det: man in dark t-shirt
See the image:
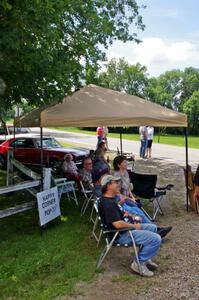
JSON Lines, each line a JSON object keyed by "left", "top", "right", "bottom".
{"left": 98, "top": 175, "right": 162, "bottom": 277}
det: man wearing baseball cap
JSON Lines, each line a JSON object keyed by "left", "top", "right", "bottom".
{"left": 98, "top": 174, "right": 162, "bottom": 277}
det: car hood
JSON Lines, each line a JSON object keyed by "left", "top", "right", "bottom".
{"left": 46, "top": 147, "right": 90, "bottom": 156}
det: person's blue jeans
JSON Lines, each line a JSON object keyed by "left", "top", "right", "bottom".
{"left": 140, "top": 139, "right": 148, "bottom": 158}
{"left": 117, "top": 224, "right": 161, "bottom": 263}
{"left": 121, "top": 203, "right": 153, "bottom": 224}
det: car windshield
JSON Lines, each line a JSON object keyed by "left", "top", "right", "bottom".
{"left": 36, "top": 137, "right": 62, "bottom": 148}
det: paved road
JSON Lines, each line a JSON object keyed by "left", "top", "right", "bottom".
{"left": 31, "top": 128, "right": 199, "bottom": 167}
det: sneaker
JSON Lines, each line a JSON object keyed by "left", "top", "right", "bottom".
{"left": 146, "top": 259, "right": 158, "bottom": 270}
{"left": 157, "top": 226, "right": 172, "bottom": 238}
{"left": 131, "top": 261, "right": 154, "bottom": 277}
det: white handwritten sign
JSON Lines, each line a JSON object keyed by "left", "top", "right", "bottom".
{"left": 37, "top": 187, "right": 61, "bottom": 226}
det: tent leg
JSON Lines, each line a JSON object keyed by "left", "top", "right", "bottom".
{"left": 120, "top": 132, "right": 123, "bottom": 155}
{"left": 184, "top": 127, "right": 189, "bottom": 212}
{"left": 40, "top": 127, "right": 44, "bottom": 190}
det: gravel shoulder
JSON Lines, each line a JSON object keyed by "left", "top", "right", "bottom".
{"left": 59, "top": 158, "right": 199, "bottom": 300}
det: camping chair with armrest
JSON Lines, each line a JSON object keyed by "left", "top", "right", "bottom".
{"left": 96, "top": 203, "right": 141, "bottom": 270}
{"left": 128, "top": 171, "right": 174, "bottom": 221}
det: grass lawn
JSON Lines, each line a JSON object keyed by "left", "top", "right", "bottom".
{"left": 0, "top": 170, "right": 101, "bottom": 300}
{"left": 55, "top": 127, "right": 199, "bottom": 149}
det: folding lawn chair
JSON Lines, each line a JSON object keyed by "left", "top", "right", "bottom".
{"left": 128, "top": 171, "right": 174, "bottom": 221}
{"left": 95, "top": 201, "right": 140, "bottom": 270}
{"left": 80, "top": 180, "right": 96, "bottom": 216}
{"left": 55, "top": 178, "right": 78, "bottom": 206}
{"left": 91, "top": 200, "right": 103, "bottom": 246}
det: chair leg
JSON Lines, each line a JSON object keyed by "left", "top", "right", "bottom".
{"left": 72, "top": 189, "right": 78, "bottom": 206}
{"left": 81, "top": 194, "right": 94, "bottom": 215}
{"left": 152, "top": 198, "right": 164, "bottom": 220}
{"left": 90, "top": 201, "right": 95, "bottom": 223}
{"left": 97, "top": 229, "right": 103, "bottom": 247}
{"left": 66, "top": 192, "right": 71, "bottom": 201}
{"left": 96, "top": 232, "right": 119, "bottom": 269}
{"left": 140, "top": 207, "right": 153, "bottom": 222}
{"left": 81, "top": 199, "right": 90, "bottom": 215}
{"left": 91, "top": 215, "right": 99, "bottom": 238}
{"left": 81, "top": 199, "right": 88, "bottom": 215}
{"left": 91, "top": 216, "right": 103, "bottom": 246}
{"left": 129, "top": 231, "right": 141, "bottom": 274}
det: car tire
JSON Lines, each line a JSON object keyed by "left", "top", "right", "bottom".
{"left": 0, "top": 154, "right": 6, "bottom": 169}
{"left": 49, "top": 159, "right": 62, "bottom": 175}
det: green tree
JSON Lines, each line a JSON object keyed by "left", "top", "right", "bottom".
{"left": 0, "top": 0, "right": 145, "bottom": 111}
{"left": 181, "top": 67, "right": 199, "bottom": 105}
{"left": 145, "top": 70, "right": 183, "bottom": 110}
{"left": 97, "top": 58, "right": 148, "bottom": 97}
{"left": 183, "top": 91, "right": 199, "bottom": 134}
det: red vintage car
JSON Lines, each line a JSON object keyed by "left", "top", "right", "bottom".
{"left": 0, "top": 135, "right": 90, "bottom": 173}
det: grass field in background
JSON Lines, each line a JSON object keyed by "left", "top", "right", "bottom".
{"left": 0, "top": 170, "right": 100, "bottom": 300}
{"left": 55, "top": 127, "right": 199, "bottom": 149}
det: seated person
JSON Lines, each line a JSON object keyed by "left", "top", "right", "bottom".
{"left": 98, "top": 174, "right": 162, "bottom": 277}
{"left": 79, "top": 157, "right": 94, "bottom": 191}
{"left": 113, "top": 155, "right": 137, "bottom": 199}
{"left": 92, "top": 141, "right": 110, "bottom": 197}
{"left": 62, "top": 153, "right": 81, "bottom": 188}
{"left": 112, "top": 156, "right": 172, "bottom": 237}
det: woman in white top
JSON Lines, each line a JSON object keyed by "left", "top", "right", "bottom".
{"left": 62, "top": 153, "right": 81, "bottom": 189}
{"left": 146, "top": 126, "right": 154, "bottom": 158}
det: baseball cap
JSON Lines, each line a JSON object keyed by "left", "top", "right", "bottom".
{"left": 101, "top": 174, "right": 121, "bottom": 187}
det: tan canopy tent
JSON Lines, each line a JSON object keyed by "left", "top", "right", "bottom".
{"left": 15, "top": 84, "right": 187, "bottom": 128}
{"left": 14, "top": 84, "right": 189, "bottom": 211}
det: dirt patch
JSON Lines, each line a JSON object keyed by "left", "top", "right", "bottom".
{"left": 59, "top": 159, "right": 199, "bottom": 300}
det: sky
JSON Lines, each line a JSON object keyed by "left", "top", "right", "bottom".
{"left": 105, "top": 0, "right": 199, "bottom": 77}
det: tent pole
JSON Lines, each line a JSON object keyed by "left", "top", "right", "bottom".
{"left": 184, "top": 127, "right": 189, "bottom": 212}
{"left": 13, "top": 119, "right": 16, "bottom": 157}
{"left": 40, "top": 127, "right": 44, "bottom": 190}
{"left": 120, "top": 132, "right": 123, "bottom": 155}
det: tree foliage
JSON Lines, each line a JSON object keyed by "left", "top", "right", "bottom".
{"left": 97, "top": 58, "right": 148, "bottom": 97}
{"left": 183, "top": 91, "right": 199, "bottom": 134}
{"left": 90, "top": 59, "right": 199, "bottom": 135}
{"left": 0, "top": 0, "right": 144, "bottom": 109}
{"left": 145, "top": 70, "right": 183, "bottom": 109}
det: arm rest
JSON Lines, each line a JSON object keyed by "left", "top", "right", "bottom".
{"left": 156, "top": 184, "right": 174, "bottom": 191}
{"left": 103, "top": 227, "right": 133, "bottom": 234}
